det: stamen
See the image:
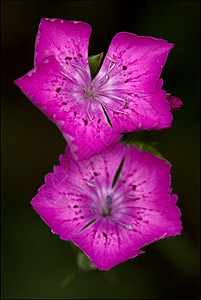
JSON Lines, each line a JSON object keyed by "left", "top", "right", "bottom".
{"left": 70, "top": 62, "right": 87, "bottom": 73}
{"left": 97, "top": 92, "right": 127, "bottom": 105}
{"left": 86, "top": 101, "right": 94, "bottom": 123}
{"left": 70, "top": 61, "right": 89, "bottom": 83}
{"left": 106, "top": 56, "right": 117, "bottom": 63}
{"left": 93, "top": 73, "right": 110, "bottom": 86}
{"left": 85, "top": 181, "right": 95, "bottom": 187}
{"left": 91, "top": 207, "right": 97, "bottom": 215}
{"left": 107, "top": 61, "right": 116, "bottom": 73}
{"left": 126, "top": 195, "right": 137, "bottom": 199}
{"left": 59, "top": 70, "right": 78, "bottom": 84}
{"left": 113, "top": 219, "right": 134, "bottom": 230}
{"left": 98, "top": 100, "right": 128, "bottom": 115}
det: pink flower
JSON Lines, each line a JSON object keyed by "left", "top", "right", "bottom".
{"left": 31, "top": 142, "right": 182, "bottom": 270}
{"left": 15, "top": 18, "right": 175, "bottom": 160}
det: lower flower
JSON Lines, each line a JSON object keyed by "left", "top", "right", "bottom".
{"left": 31, "top": 142, "right": 182, "bottom": 270}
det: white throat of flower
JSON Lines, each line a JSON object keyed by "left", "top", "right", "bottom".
{"left": 59, "top": 55, "right": 129, "bottom": 125}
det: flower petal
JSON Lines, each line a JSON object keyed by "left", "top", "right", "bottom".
{"left": 120, "top": 145, "right": 172, "bottom": 205}
{"left": 56, "top": 109, "right": 122, "bottom": 161}
{"left": 14, "top": 56, "right": 73, "bottom": 120}
{"left": 97, "top": 32, "right": 174, "bottom": 93}
{"left": 110, "top": 145, "right": 182, "bottom": 250}
{"left": 71, "top": 218, "right": 143, "bottom": 270}
{"left": 31, "top": 171, "right": 94, "bottom": 240}
{"left": 55, "top": 142, "right": 127, "bottom": 190}
{"left": 120, "top": 197, "right": 182, "bottom": 252}
{"left": 93, "top": 32, "right": 173, "bottom": 131}
{"left": 14, "top": 55, "right": 121, "bottom": 160}
{"left": 34, "top": 18, "right": 91, "bottom": 73}
{"left": 105, "top": 80, "right": 172, "bottom": 132}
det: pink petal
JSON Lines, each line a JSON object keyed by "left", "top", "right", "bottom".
{"left": 14, "top": 56, "right": 72, "bottom": 121}
{"left": 105, "top": 80, "right": 172, "bottom": 132}
{"left": 93, "top": 31, "right": 174, "bottom": 131}
{"left": 14, "top": 55, "right": 121, "bottom": 160}
{"left": 98, "top": 32, "right": 174, "bottom": 93}
{"left": 72, "top": 218, "right": 143, "bottom": 270}
{"left": 34, "top": 18, "right": 91, "bottom": 74}
{"left": 109, "top": 145, "right": 182, "bottom": 251}
{"left": 121, "top": 145, "right": 172, "bottom": 206}
{"left": 56, "top": 110, "right": 122, "bottom": 161}
{"left": 55, "top": 142, "right": 127, "bottom": 188}
{"left": 31, "top": 171, "right": 94, "bottom": 240}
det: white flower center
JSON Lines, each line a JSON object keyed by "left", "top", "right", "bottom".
{"left": 84, "top": 84, "right": 98, "bottom": 100}
{"left": 59, "top": 57, "right": 129, "bottom": 122}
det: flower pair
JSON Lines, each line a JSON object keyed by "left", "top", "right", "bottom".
{"left": 15, "top": 18, "right": 182, "bottom": 270}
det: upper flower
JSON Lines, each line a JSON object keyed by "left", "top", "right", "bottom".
{"left": 15, "top": 18, "right": 175, "bottom": 160}
{"left": 31, "top": 142, "right": 182, "bottom": 270}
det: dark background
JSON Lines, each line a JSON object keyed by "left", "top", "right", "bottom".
{"left": 1, "top": 1, "right": 200, "bottom": 299}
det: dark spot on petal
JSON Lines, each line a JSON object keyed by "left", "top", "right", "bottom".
{"left": 138, "top": 217, "right": 142, "bottom": 220}
{"left": 78, "top": 53, "right": 83, "bottom": 58}
{"left": 123, "top": 66, "right": 127, "bottom": 70}
{"left": 56, "top": 88, "right": 61, "bottom": 93}
{"left": 62, "top": 102, "right": 67, "bottom": 105}
{"left": 98, "top": 119, "right": 101, "bottom": 123}
{"left": 103, "top": 232, "right": 107, "bottom": 238}
{"left": 134, "top": 197, "right": 140, "bottom": 201}
{"left": 65, "top": 56, "right": 72, "bottom": 60}
{"left": 74, "top": 112, "right": 77, "bottom": 116}
{"left": 106, "top": 171, "right": 109, "bottom": 177}
{"left": 122, "top": 180, "right": 126, "bottom": 183}
{"left": 74, "top": 205, "right": 78, "bottom": 208}
{"left": 63, "top": 78, "right": 66, "bottom": 80}
{"left": 83, "top": 119, "right": 88, "bottom": 126}
{"left": 132, "top": 185, "right": 136, "bottom": 190}
{"left": 124, "top": 79, "right": 129, "bottom": 83}
{"left": 80, "top": 216, "right": 84, "bottom": 219}
{"left": 124, "top": 104, "right": 129, "bottom": 109}
{"left": 94, "top": 172, "right": 98, "bottom": 176}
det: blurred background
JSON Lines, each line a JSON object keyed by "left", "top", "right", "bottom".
{"left": 1, "top": 1, "right": 200, "bottom": 299}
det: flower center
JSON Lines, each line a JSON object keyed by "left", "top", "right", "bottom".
{"left": 84, "top": 84, "right": 97, "bottom": 100}
{"left": 88, "top": 181, "right": 135, "bottom": 230}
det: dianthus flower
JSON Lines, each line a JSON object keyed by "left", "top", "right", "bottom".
{"left": 31, "top": 142, "right": 182, "bottom": 270}
{"left": 15, "top": 18, "right": 178, "bottom": 160}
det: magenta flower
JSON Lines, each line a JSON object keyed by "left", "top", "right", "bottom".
{"left": 15, "top": 18, "right": 175, "bottom": 160}
{"left": 31, "top": 142, "right": 182, "bottom": 270}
